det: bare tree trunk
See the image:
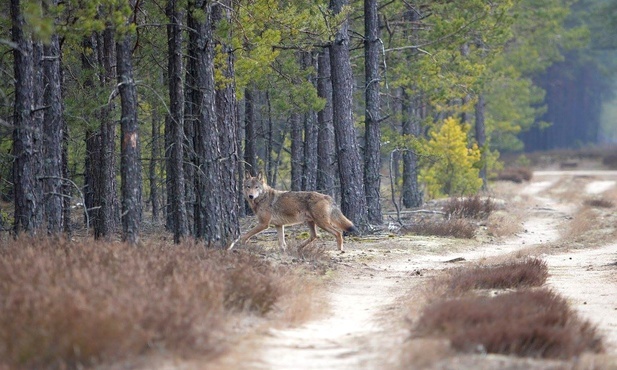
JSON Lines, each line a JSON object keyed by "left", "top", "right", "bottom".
{"left": 149, "top": 109, "right": 161, "bottom": 222}
{"left": 214, "top": 0, "right": 240, "bottom": 247}
{"left": 317, "top": 49, "right": 336, "bottom": 198}
{"left": 401, "top": 92, "right": 423, "bottom": 208}
{"left": 290, "top": 112, "right": 303, "bottom": 191}
{"left": 193, "top": 0, "right": 222, "bottom": 245}
{"left": 329, "top": 0, "right": 368, "bottom": 230}
{"left": 475, "top": 93, "right": 488, "bottom": 190}
{"left": 11, "top": 0, "right": 42, "bottom": 235}
{"left": 41, "top": 4, "right": 64, "bottom": 234}
{"left": 95, "top": 29, "right": 119, "bottom": 240}
{"left": 117, "top": 27, "right": 142, "bottom": 244}
{"left": 303, "top": 52, "right": 318, "bottom": 191}
{"left": 364, "top": 0, "right": 382, "bottom": 224}
{"left": 166, "top": 0, "right": 188, "bottom": 242}
{"left": 244, "top": 88, "right": 259, "bottom": 175}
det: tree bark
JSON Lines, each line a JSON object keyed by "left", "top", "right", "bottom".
{"left": 303, "top": 52, "right": 318, "bottom": 191}
{"left": 193, "top": 0, "right": 222, "bottom": 245}
{"left": 402, "top": 91, "right": 423, "bottom": 208}
{"left": 316, "top": 49, "right": 336, "bottom": 198}
{"left": 117, "top": 29, "right": 142, "bottom": 244}
{"left": 95, "top": 29, "right": 119, "bottom": 240}
{"left": 214, "top": 0, "right": 241, "bottom": 247}
{"left": 244, "top": 88, "right": 259, "bottom": 175}
{"left": 149, "top": 109, "right": 161, "bottom": 222}
{"left": 11, "top": 0, "right": 42, "bottom": 235}
{"left": 290, "top": 112, "right": 303, "bottom": 191}
{"left": 166, "top": 0, "right": 188, "bottom": 242}
{"left": 329, "top": 0, "right": 368, "bottom": 230}
{"left": 475, "top": 93, "right": 488, "bottom": 190}
{"left": 364, "top": 0, "right": 382, "bottom": 224}
{"left": 42, "top": 26, "right": 64, "bottom": 234}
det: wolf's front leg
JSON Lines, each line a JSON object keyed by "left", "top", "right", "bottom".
{"left": 275, "top": 225, "right": 287, "bottom": 252}
{"left": 240, "top": 223, "right": 269, "bottom": 244}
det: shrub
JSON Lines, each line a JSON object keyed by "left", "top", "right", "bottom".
{"left": 0, "top": 237, "right": 290, "bottom": 369}
{"left": 442, "top": 196, "right": 496, "bottom": 220}
{"left": 420, "top": 117, "right": 483, "bottom": 198}
{"left": 496, "top": 167, "right": 533, "bottom": 183}
{"left": 601, "top": 153, "right": 617, "bottom": 169}
{"left": 414, "top": 289, "right": 604, "bottom": 359}
{"left": 446, "top": 258, "right": 548, "bottom": 293}
{"left": 583, "top": 198, "right": 614, "bottom": 209}
{"left": 406, "top": 218, "right": 475, "bottom": 239}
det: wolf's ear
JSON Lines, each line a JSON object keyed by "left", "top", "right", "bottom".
{"left": 257, "top": 172, "right": 263, "bottom": 182}
{"left": 244, "top": 170, "right": 252, "bottom": 180}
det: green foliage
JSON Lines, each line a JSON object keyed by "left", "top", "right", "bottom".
{"left": 420, "top": 117, "right": 483, "bottom": 198}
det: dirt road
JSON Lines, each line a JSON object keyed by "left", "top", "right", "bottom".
{"left": 219, "top": 170, "right": 617, "bottom": 369}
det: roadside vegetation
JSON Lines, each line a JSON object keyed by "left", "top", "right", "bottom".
{"left": 406, "top": 258, "right": 604, "bottom": 362}
{"left": 0, "top": 237, "right": 324, "bottom": 369}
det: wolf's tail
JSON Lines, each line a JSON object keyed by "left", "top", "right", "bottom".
{"left": 331, "top": 207, "right": 357, "bottom": 234}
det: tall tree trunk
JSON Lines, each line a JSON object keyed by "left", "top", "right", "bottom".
{"left": 214, "top": 0, "right": 240, "bottom": 247}
{"left": 149, "top": 109, "right": 161, "bottom": 222}
{"left": 290, "top": 112, "right": 303, "bottom": 191}
{"left": 244, "top": 88, "right": 259, "bottom": 175}
{"left": 402, "top": 91, "right": 423, "bottom": 208}
{"left": 117, "top": 29, "right": 142, "bottom": 244}
{"left": 316, "top": 49, "right": 336, "bottom": 198}
{"left": 475, "top": 94, "right": 488, "bottom": 190}
{"left": 329, "top": 0, "right": 368, "bottom": 230}
{"left": 193, "top": 0, "right": 222, "bottom": 245}
{"left": 166, "top": 0, "right": 188, "bottom": 242}
{"left": 42, "top": 11, "right": 64, "bottom": 234}
{"left": 184, "top": 2, "right": 199, "bottom": 235}
{"left": 95, "top": 29, "right": 119, "bottom": 240}
{"left": 11, "top": 0, "right": 42, "bottom": 235}
{"left": 364, "top": 0, "right": 382, "bottom": 224}
{"left": 303, "top": 53, "right": 318, "bottom": 191}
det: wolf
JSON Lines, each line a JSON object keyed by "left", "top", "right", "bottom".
{"left": 237, "top": 173, "right": 356, "bottom": 252}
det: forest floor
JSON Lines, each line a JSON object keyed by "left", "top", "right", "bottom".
{"left": 201, "top": 168, "right": 617, "bottom": 370}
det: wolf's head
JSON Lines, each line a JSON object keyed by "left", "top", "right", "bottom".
{"left": 243, "top": 172, "right": 266, "bottom": 200}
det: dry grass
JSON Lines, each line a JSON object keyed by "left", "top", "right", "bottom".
{"left": 405, "top": 218, "right": 476, "bottom": 239}
{"left": 496, "top": 167, "right": 533, "bottom": 183}
{"left": 0, "top": 236, "right": 300, "bottom": 369}
{"left": 414, "top": 289, "right": 604, "bottom": 359}
{"left": 486, "top": 210, "right": 524, "bottom": 238}
{"left": 561, "top": 207, "right": 597, "bottom": 241}
{"left": 583, "top": 197, "right": 615, "bottom": 209}
{"left": 445, "top": 258, "right": 548, "bottom": 293}
{"left": 601, "top": 152, "right": 617, "bottom": 169}
{"left": 442, "top": 196, "right": 497, "bottom": 220}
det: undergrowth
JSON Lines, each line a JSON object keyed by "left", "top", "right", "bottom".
{"left": 445, "top": 258, "right": 548, "bottom": 293}
{"left": 411, "top": 258, "right": 604, "bottom": 360}
{"left": 0, "top": 237, "right": 295, "bottom": 369}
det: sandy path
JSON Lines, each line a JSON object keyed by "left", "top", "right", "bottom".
{"left": 229, "top": 171, "right": 617, "bottom": 369}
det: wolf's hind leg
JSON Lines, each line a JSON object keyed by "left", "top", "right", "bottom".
{"left": 299, "top": 221, "right": 318, "bottom": 249}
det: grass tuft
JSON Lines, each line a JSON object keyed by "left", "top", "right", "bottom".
{"left": 405, "top": 218, "right": 476, "bottom": 239}
{"left": 414, "top": 289, "right": 604, "bottom": 359}
{"left": 496, "top": 167, "right": 533, "bottom": 183}
{"left": 446, "top": 258, "right": 548, "bottom": 293}
{"left": 583, "top": 197, "right": 614, "bottom": 209}
{"left": 442, "top": 196, "right": 497, "bottom": 220}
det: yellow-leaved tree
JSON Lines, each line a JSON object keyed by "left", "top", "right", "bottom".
{"left": 420, "top": 117, "right": 483, "bottom": 198}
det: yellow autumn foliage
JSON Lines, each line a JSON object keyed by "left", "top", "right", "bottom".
{"left": 420, "top": 117, "right": 483, "bottom": 198}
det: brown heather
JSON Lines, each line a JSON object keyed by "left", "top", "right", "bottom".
{"left": 442, "top": 195, "right": 497, "bottom": 220}
{"left": 406, "top": 218, "right": 476, "bottom": 239}
{"left": 414, "top": 289, "right": 604, "bottom": 359}
{"left": 446, "top": 258, "right": 548, "bottom": 293}
{"left": 496, "top": 167, "right": 533, "bottom": 183}
{"left": 0, "top": 237, "right": 292, "bottom": 369}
